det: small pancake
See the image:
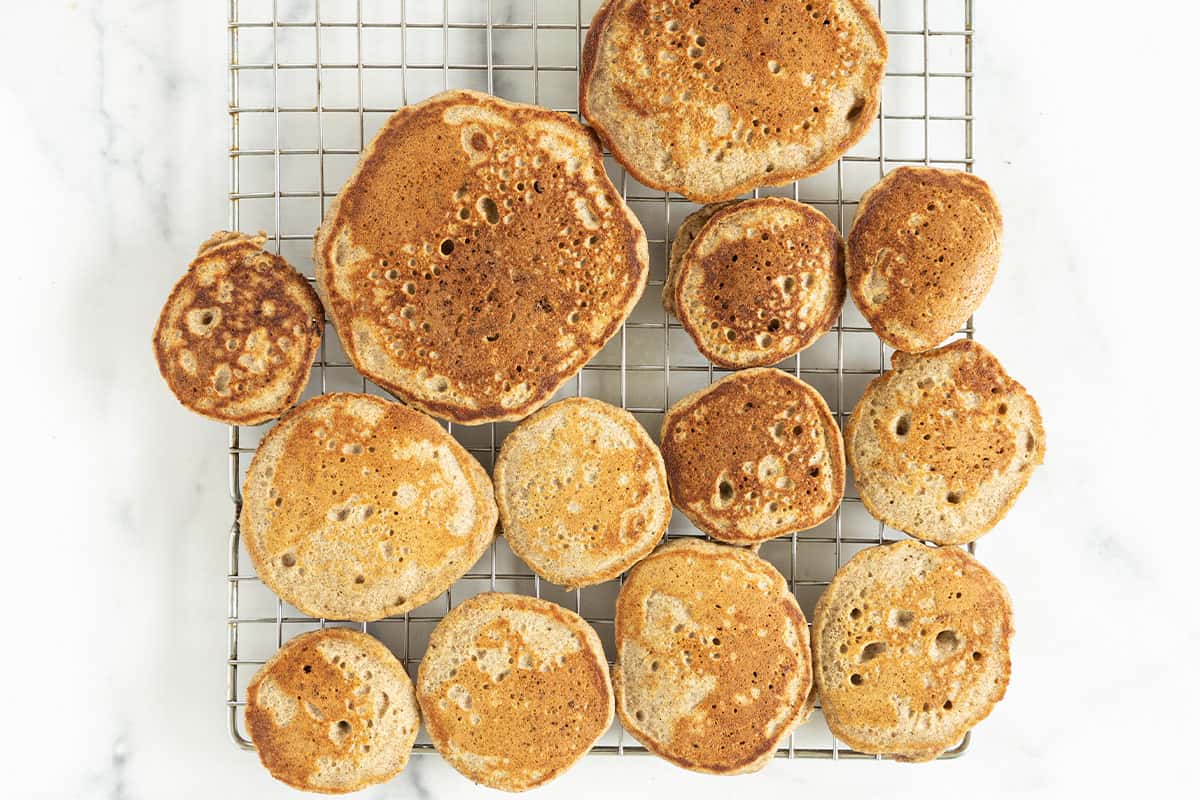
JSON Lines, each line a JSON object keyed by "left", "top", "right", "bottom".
{"left": 153, "top": 231, "right": 323, "bottom": 425}
{"left": 813, "top": 540, "right": 1014, "bottom": 761}
{"left": 494, "top": 397, "right": 671, "bottom": 589}
{"left": 614, "top": 539, "right": 814, "bottom": 774}
{"left": 662, "top": 201, "right": 736, "bottom": 314}
{"left": 673, "top": 198, "right": 845, "bottom": 368}
{"left": 847, "top": 167, "right": 1003, "bottom": 352}
{"left": 314, "top": 89, "right": 649, "bottom": 425}
{"left": 581, "top": 0, "right": 888, "bottom": 202}
{"left": 241, "top": 392, "right": 497, "bottom": 621}
{"left": 417, "top": 593, "right": 613, "bottom": 791}
{"left": 660, "top": 368, "right": 844, "bottom": 545}
{"left": 844, "top": 339, "right": 1044, "bottom": 545}
{"left": 245, "top": 628, "right": 420, "bottom": 793}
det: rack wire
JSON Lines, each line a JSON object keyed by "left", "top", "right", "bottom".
{"left": 225, "top": 0, "right": 977, "bottom": 761}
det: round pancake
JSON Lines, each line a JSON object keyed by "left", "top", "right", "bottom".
{"left": 241, "top": 392, "right": 497, "bottom": 621}
{"left": 844, "top": 339, "right": 1044, "bottom": 545}
{"left": 660, "top": 368, "right": 844, "bottom": 545}
{"left": 314, "top": 90, "right": 649, "bottom": 425}
{"left": 813, "top": 540, "right": 1014, "bottom": 761}
{"left": 245, "top": 628, "right": 420, "bottom": 793}
{"left": 662, "top": 200, "right": 736, "bottom": 314}
{"left": 581, "top": 0, "right": 888, "bottom": 202}
{"left": 417, "top": 593, "right": 613, "bottom": 791}
{"left": 614, "top": 539, "right": 814, "bottom": 774}
{"left": 494, "top": 398, "right": 671, "bottom": 589}
{"left": 847, "top": 167, "right": 1003, "bottom": 352}
{"left": 673, "top": 198, "right": 845, "bottom": 368}
{"left": 153, "top": 231, "right": 323, "bottom": 425}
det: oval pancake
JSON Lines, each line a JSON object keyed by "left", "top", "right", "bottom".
{"left": 673, "top": 198, "right": 845, "bottom": 368}
{"left": 245, "top": 628, "right": 420, "bottom": 793}
{"left": 581, "top": 0, "right": 888, "bottom": 202}
{"left": 660, "top": 368, "right": 844, "bottom": 545}
{"left": 153, "top": 231, "right": 323, "bottom": 425}
{"left": 417, "top": 593, "right": 613, "bottom": 791}
{"left": 614, "top": 539, "right": 814, "bottom": 774}
{"left": 844, "top": 339, "right": 1044, "bottom": 545}
{"left": 494, "top": 397, "right": 671, "bottom": 589}
{"left": 662, "top": 200, "right": 736, "bottom": 314}
{"left": 314, "top": 90, "right": 649, "bottom": 425}
{"left": 847, "top": 167, "right": 1003, "bottom": 352}
{"left": 241, "top": 392, "right": 497, "bottom": 621}
{"left": 813, "top": 540, "right": 1014, "bottom": 761}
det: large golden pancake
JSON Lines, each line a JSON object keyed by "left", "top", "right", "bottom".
{"left": 314, "top": 90, "right": 649, "bottom": 424}
{"left": 614, "top": 539, "right": 814, "bottom": 774}
{"left": 417, "top": 593, "right": 613, "bottom": 791}
{"left": 844, "top": 339, "right": 1044, "bottom": 545}
{"left": 153, "top": 231, "right": 322, "bottom": 425}
{"left": 245, "top": 628, "right": 420, "bottom": 793}
{"left": 241, "top": 393, "right": 497, "bottom": 621}
{"left": 813, "top": 540, "right": 1014, "bottom": 761}
{"left": 581, "top": 0, "right": 888, "bottom": 202}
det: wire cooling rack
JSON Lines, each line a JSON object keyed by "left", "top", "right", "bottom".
{"left": 225, "top": 0, "right": 978, "bottom": 761}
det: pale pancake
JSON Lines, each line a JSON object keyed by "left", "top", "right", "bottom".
{"left": 241, "top": 392, "right": 497, "bottom": 621}
{"left": 614, "top": 539, "right": 814, "bottom": 774}
{"left": 813, "top": 540, "right": 1013, "bottom": 761}
{"left": 153, "top": 231, "right": 322, "bottom": 425}
{"left": 494, "top": 397, "right": 671, "bottom": 589}
{"left": 844, "top": 339, "right": 1044, "bottom": 545}
{"left": 314, "top": 90, "right": 649, "bottom": 424}
{"left": 245, "top": 628, "right": 419, "bottom": 793}
{"left": 417, "top": 593, "right": 613, "bottom": 791}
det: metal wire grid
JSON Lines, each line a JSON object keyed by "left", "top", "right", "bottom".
{"left": 225, "top": 0, "right": 977, "bottom": 761}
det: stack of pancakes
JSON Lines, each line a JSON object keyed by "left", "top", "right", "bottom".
{"left": 149, "top": 0, "right": 1047, "bottom": 787}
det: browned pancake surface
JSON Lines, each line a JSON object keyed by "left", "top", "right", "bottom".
{"left": 417, "top": 593, "right": 613, "bottom": 791}
{"left": 660, "top": 368, "right": 844, "bottom": 544}
{"left": 813, "top": 540, "right": 1013, "bottom": 761}
{"left": 847, "top": 167, "right": 1003, "bottom": 352}
{"left": 153, "top": 231, "right": 323, "bottom": 425}
{"left": 314, "top": 90, "right": 648, "bottom": 424}
{"left": 674, "top": 198, "right": 845, "bottom": 367}
{"left": 581, "top": 1, "right": 887, "bottom": 201}
{"left": 614, "top": 539, "right": 813, "bottom": 774}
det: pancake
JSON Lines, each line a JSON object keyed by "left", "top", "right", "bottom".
{"left": 813, "top": 540, "right": 1014, "bottom": 761}
{"left": 844, "top": 339, "right": 1044, "bottom": 545}
{"left": 660, "top": 368, "right": 844, "bottom": 545}
{"left": 493, "top": 397, "right": 671, "bottom": 589}
{"left": 673, "top": 198, "right": 845, "bottom": 368}
{"left": 417, "top": 593, "right": 613, "bottom": 791}
{"left": 663, "top": 200, "right": 736, "bottom": 314}
{"left": 153, "top": 231, "right": 323, "bottom": 425}
{"left": 614, "top": 539, "right": 814, "bottom": 774}
{"left": 245, "top": 628, "right": 420, "bottom": 793}
{"left": 846, "top": 167, "right": 1003, "bottom": 352}
{"left": 581, "top": 0, "right": 888, "bottom": 202}
{"left": 241, "top": 392, "right": 497, "bottom": 621}
{"left": 314, "top": 89, "right": 649, "bottom": 425}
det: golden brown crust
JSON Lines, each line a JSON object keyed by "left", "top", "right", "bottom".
{"left": 416, "top": 593, "right": 613, "bottom": 791}
{"left": 663, "top": 201, "right": 738, "bottom": 314}
{"left": 673, "top": 198, "right": 845, "bottom": 368}
{"left": 812, "top": 540, "right": 1014, "bottom": 761}
{"left": 660, "top": 369, "right": 844, "bottom": 545}
{"left": 493, "top": 398, "right": 671, "bottom": 589}
{"left": 844, "top": 339, "right": 1045, "bottom": 545}
{"left": 847, "top": 167, "right": 1003, "bottom": 352}
{"left": 614, "top": 539, "right": 813, "bottom": 774}
{"left": 245, "top": 628, "right": 419, "bottom": 793}
{"left": 241, "top": 393, "right": 497, "bottom": 621}
{"left": 581, "top": 1, "right": 888, "bottom": 202}
{"left": 153, "top": 231, "right": 323, "bottom": 425}
{"left": 314, "top": 90, "right": 648, "bottom": 424}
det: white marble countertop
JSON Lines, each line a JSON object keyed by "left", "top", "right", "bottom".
{"left": 2, "top": 1, "right": 1197, "bottom": 797}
